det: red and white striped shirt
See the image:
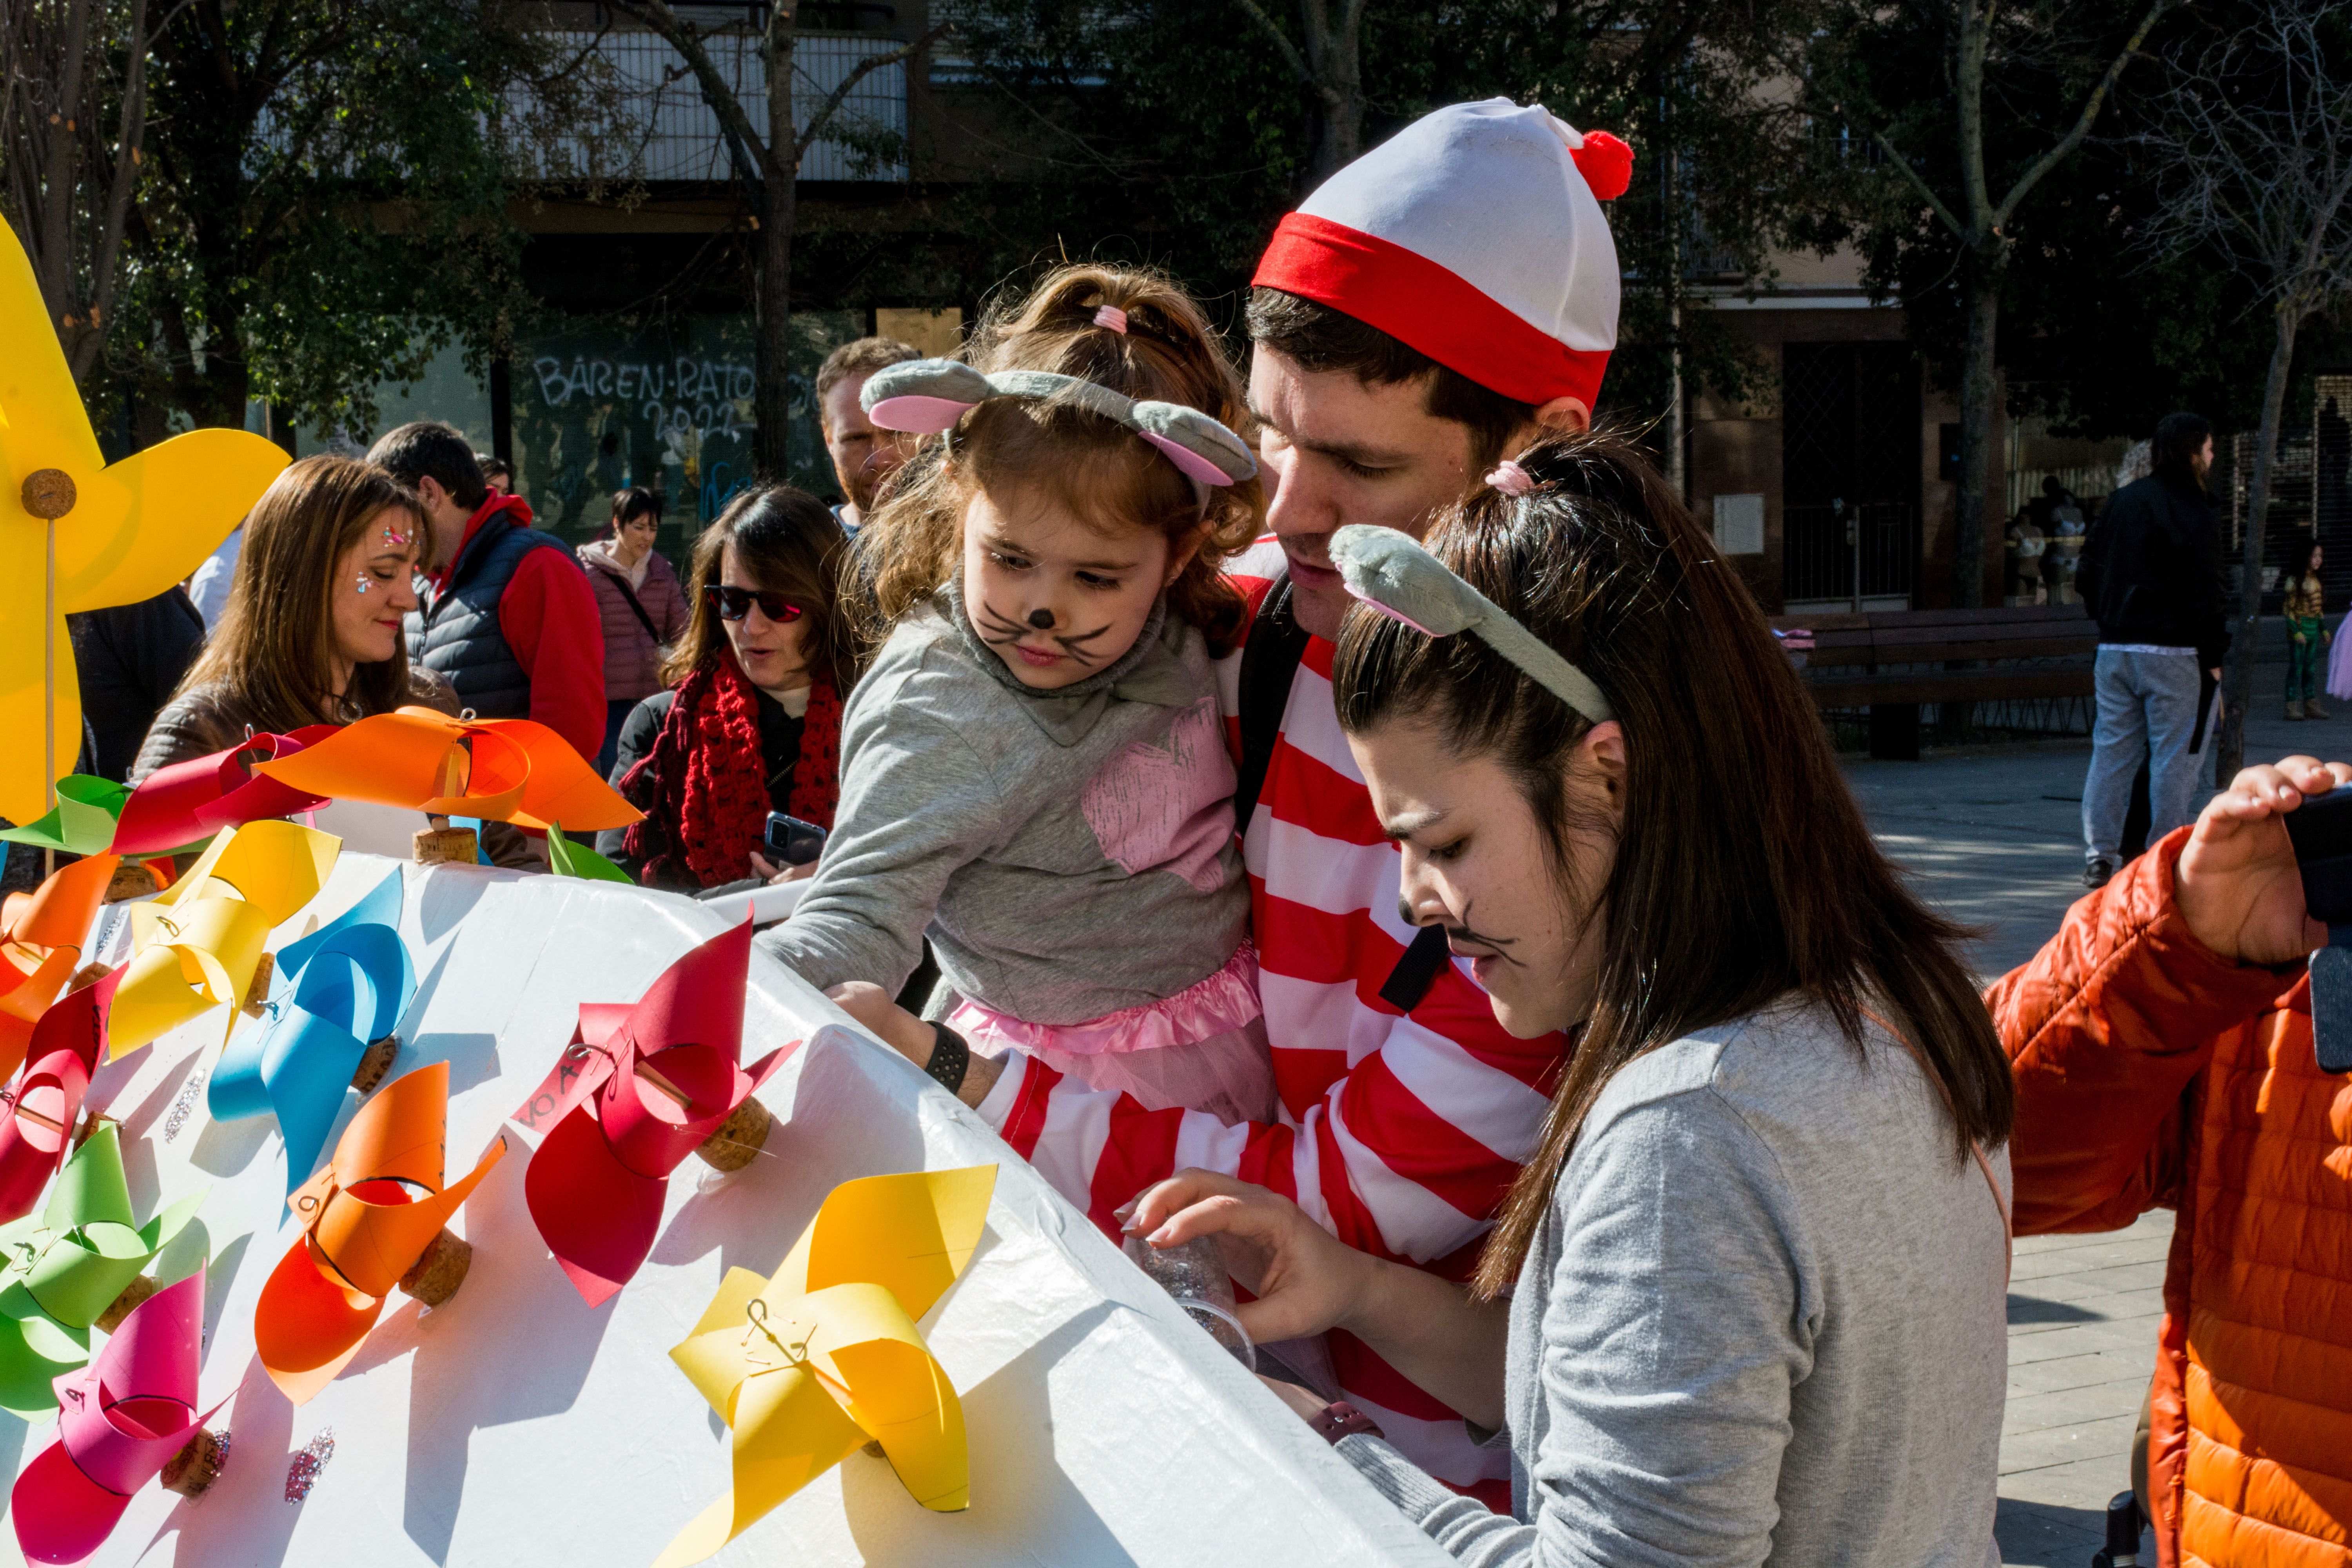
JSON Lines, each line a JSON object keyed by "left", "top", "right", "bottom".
{"left": 976, "top": 541, "right": 1566, "bottom": 1500}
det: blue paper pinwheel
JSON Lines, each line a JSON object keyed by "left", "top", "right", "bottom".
{"left": 208, "top": 871, "right": 414, "bottom": 1193}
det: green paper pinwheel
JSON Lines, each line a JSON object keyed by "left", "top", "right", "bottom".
{"left": 548, "top": 823, "right": 633, "bottom": 884}
{"left": 0, "top": 1122, "right": 204, "bottom": 1419}
{"left": 0, "top": 776, "right": 129, "bottom": 856}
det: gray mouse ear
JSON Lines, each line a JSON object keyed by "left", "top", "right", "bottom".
{"left": 1129, "top": 402, "right": 1259, "bottom": 486}
{"left": 1330, "top": 526, "right": 1486, "bottom": 636}
{"left": 862, "top": 359, "right": 995, "bottom": 432}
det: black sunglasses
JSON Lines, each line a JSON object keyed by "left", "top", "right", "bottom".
{"left": 705, "top": 584, "right": 806, "bottom": 623}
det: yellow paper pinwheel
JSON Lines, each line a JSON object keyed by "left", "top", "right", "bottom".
{"left": 660, "top": 1165, "right": 997, "bottom": 1568}
{"left": 0, "top": 223, "right": 291, "bottom": 826}
{"left": 111, "top": 821, "right": 339, "bottom": 1058}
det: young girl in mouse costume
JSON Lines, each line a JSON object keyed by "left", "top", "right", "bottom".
{"left": 758, "top": 264, "right": 1273, "bottom": 1122}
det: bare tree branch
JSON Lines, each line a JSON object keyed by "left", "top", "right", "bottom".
{"left": 1229, "top": 0, "right": 1341, "bottom": 109}
{"left": 1989, "top": 0, "right": 2174, "bottom": 230}
{"left": 799, "top": 19, "right": 950, "bottom": 152}
{"left": 611, "top": 0, "right": 771, "bottom": 185}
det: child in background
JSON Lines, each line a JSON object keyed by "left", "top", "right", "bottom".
{"left": 2284, "top": 539, "right": 2328, "bottom": 720}
{"left": 757, "top": 264, "right": 1274, "bottom": 1123}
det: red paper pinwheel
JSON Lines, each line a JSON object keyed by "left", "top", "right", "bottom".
{"left": 109, "top": 725, "right": 337, "bottom": 857}
{"left": 0, "top": 967, "right": 114, "bottom": 1225}
{"left": 515, "top": 923, "right": 796, "bottom": 1307}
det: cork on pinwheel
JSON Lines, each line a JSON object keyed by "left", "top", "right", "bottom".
{"left": 253, "top": 1061, "right": 505, "bottom": 1404}
{"left": 657, "top": 1165, "right": 996, "bottom": 1568}
{"left": 512, "top": 922, "right": 796, "bottom": 1307}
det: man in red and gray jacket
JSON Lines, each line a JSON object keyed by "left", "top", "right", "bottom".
{"left": 368, "top": 422, "right": 606, "bottom": 763}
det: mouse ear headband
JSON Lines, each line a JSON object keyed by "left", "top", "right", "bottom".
{"left": 1328, "top": 523, "right": 1615, "bottom": 723}
{"left": 861, "top": 359, "right": 1259, "bottom": 488}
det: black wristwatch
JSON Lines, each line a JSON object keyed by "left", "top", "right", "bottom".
{"left": 926, "top": 1022, "right": 971, "bottom": 1095}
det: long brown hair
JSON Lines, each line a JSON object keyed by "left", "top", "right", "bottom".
{"left": 1332, "top": 430, "right": 2012, "bottom": 1299}
{"left": 858, "top": 263, "right": 1263, "bottom": 657}
{"left": 176, "top": 456, "right": 427, "bottom": 732}
{"left": 664, "top": 485, "right": 858, "bottom": 696}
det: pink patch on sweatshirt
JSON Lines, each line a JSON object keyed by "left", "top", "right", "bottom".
{"left": 1080, "top": 698, "right": 1236, "bottom": 892}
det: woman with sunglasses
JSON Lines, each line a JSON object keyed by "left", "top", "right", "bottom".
{"left": 599, "top": 486, "right": 857, "bottom": 891}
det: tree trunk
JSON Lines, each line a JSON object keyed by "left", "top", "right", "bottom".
{"left": 754, "top": 15, "right": 800, "bottom": 481}
{"left": 1952, "top": 246, "right": 2003, "bottom": 609}
{"left": 2214, "top": 303, "right": 2301, "bottom": 783}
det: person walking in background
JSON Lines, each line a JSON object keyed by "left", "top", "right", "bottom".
{"left": 2281, "top": 539, "right": 2327, "bottom": 720}
{"left": 814, "top": 337, "right": 918, "bottom": 532}
{"left": 476, "top": 454, "right": 512, "bottom": 495}
{"left": 69, "top": 588, "right": 206, "bottom": 780}
{"left": 578, "top": 487, "right": 690, "bottom": 775}
{"left": 600, "top": 486, "right": 854, "bottom": 892}
{"left": 2073, "top": 411, "right": 2226, "bottom": 889}
{"left": 367, "top": 420, "right": 606, "bottom": 764}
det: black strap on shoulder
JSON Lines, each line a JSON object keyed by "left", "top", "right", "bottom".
{"left": 1232, "top": 576, "right": 1310, "bottom": 835}
{"left": 1379, "top": 925, "right": 1453, "bottom": 1014}
{"left": 611, "top": 573, "right": 664, "bottom": 646}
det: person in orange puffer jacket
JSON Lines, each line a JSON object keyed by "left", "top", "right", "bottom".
{"left": 1989, "top": 751, "right": 2352, "bottom": 1568}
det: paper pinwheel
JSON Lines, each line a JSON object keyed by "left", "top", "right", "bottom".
{"left": 12, "top": 1269, "right": 226, "bottom": 1565}
{"left": 517, "top": 923, "right": 793, "bottom": 1307}
{"left": 0, "top": 775, "right": 129, "bottom": 857}
{"left": 111, "top": 820, "right": 339, "bottom": 1060}
{"left": 254, "top": 706, "right": 643, "bottom": 833}
{"left": 659, "top": 1165, "right": 997, "bottom": 1568}
{"left": 0, "top": 967, "right": 111, "bottom": 1225}
{"left": 546, "top": 823, "right": 633, "bottom": 884}
{"left": 0, "top": 1122, "right": 205, "bottom": 1419}
{"left": 255, "top": 1061, "right": 506, "bottom": 1404}
{"left": 1, "top": 221, "right": 291, "bottom": 828}
{"left": 211, "top": 869, "right": 413, "bottom": 1194}
{"left": 110, "top": 724, "right": 337, "bottom": 858}
{"left": 0, "top": 851, "right": 117, "bottom": 1080}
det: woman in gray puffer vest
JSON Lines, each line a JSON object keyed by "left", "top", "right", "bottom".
{"left": 577, "top": 486, "right": 690, "bottom": 775}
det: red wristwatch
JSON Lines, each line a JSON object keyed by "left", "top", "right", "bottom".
{"left": 1308, "top": 1400, "right": 1385, "bottom": 1445}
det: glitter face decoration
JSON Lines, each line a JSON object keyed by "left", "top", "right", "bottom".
{"left": 380, "top": 527, "right": 412, "bottom": 548}
{"left": 354, "top": 576, "right": 371, "bottom": 595}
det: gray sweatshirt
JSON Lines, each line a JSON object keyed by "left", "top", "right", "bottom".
{"left": 756, "top": 583, "right": 1250, "bottom": 1024}
{"left": 1341, "top": 996, "right": 2009, "bottom": 1568}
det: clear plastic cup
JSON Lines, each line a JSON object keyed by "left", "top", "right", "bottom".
{"left": 1124, "top": 1232, "right": 1256, "bottom": 1371}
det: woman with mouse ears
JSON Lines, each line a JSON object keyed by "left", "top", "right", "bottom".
{"left": 1125, "top": 432, "right": 2016, "bottom": 1566}
{"left": 764, "top": 263, "right": 1279, "bottom": 1125}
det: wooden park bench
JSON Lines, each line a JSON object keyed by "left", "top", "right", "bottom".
{"left": 1769, "top": 603, "right": 2098, "bottom": 759}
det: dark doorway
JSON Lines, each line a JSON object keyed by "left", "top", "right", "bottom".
{"left": 1782, "top": 342, "right": 1923, "bottom": 608}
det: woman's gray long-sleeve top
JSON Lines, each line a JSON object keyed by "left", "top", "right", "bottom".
{"left": 1340, "top": 996, "right": 2010, "bottom": 1568}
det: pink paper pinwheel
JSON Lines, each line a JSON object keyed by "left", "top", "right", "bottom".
{"left": 515, "top": 923, "right": 796, "bottom": 1307}
{"left": 109, "top": 725, "right": 337, "bottom": 858}
{"left": 11, "top": 1269, "right": 226, "bottom": 1565}
{"left": 0, "top": 974, "right": 107, "bottom": 1225}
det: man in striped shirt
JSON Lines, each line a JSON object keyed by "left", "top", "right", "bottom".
{"left": 861, "top": 101, "right": 1633, "bottom": 1496}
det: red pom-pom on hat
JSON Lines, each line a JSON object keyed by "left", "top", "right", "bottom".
{"left": 1572, "top": 130, "right": 1633, "bottom": 201}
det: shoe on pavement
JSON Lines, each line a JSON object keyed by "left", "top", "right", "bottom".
{"left": 2083, "top": 857, "right": 2116, "bottom": 890}
{"left": 2287, "top": 702, "right": 2305, "bottom": 720}
{"left": 2307, "top": 698, "right": 2329, "bottom": 720}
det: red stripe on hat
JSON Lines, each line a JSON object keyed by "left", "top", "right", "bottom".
{"left": 1252, "top": 211, "right": 1609, "bottom": 410}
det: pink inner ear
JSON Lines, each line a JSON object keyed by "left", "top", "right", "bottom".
{"left": 1343, "top": 586, "right": 1441, "bottom": 637}
{"left": 866, "top": 394, "right": 977, "bottom": 434}
{"left": 1137, "top": 430, "right": 1234, "bottom": 487}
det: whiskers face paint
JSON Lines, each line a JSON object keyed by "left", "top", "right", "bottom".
{"left": 975, "top": 599, "right": 1116, "bottom": 668}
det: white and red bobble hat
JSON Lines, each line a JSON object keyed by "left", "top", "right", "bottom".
{"left": 1252, "top": 98, "right": 1632, "bottom": 412}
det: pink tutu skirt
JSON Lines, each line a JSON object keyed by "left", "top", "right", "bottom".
{"left": 948, "top": 942, "right": 1275, "bottom": 1125}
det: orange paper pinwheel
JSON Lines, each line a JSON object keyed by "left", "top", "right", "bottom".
{"left": 0, "top": 854, "right": 117, "bottom": 1082}
{"left": 254, "top": 706, "right": 642, "bottom": 833}
{"left": 1, "top": 223, "right": 291, "bottom": 827}
{"left": 254, "top": 1061, "right": 506, "bottom": 1403}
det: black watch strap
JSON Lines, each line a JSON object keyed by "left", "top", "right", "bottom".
{"left": 927, "top": 1022, "right": 971, "bottom": 1095}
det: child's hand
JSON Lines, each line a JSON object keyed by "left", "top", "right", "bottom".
{"left": 746, "top": 850, "right": 817, "bottom": 885}
{"left": 2296, "top": 632, "right": 2309, "bottom": 645}
{"left": 825, "top": 982, "right": 1005, "bottom": 1108}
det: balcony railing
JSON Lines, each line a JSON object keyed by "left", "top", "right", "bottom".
{"left": 528, "top": 27, "right": 910, "bottom": 183}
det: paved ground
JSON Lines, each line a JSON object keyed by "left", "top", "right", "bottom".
{"left": 1848, "top": 646, "right": 2348, "bottom": 1566}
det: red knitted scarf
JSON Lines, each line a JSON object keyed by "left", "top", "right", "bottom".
{"left": 620, "top": 653, "right": 843, "bottom": 888}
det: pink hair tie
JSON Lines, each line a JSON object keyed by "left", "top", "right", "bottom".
{"left": 1485, "top": 459, "right": 1535, "bottom": 497}
{"left": 1093, "top": 304, "right": 1129, "bottom": 334}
